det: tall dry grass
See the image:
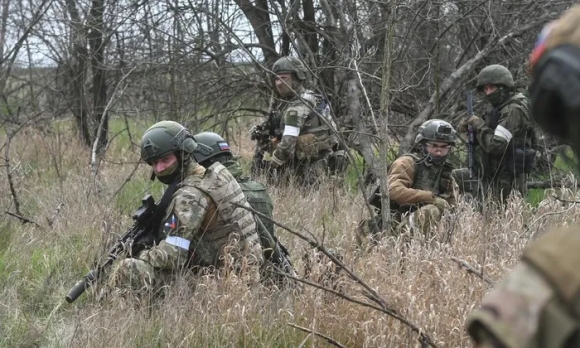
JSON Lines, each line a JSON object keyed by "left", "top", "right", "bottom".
{"left": 0, "top": 124, "right": 577, "bottom": 347}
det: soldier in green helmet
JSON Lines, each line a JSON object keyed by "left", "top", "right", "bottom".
{"left": 466, "top": 6, "right": 580, "bottom": 347}
{"left": 252, "top": 56, "right": 345, "bottom": 187}
{"left": 357, "top": 119, "right": 457, "bottom": 242}
{"left": 192, "top": 131, "right": 295, "bottom": 282}
{"left": 107, "top": 121, "right": 263, "bottom": 295}
{"left": 454, "top": 64, "right": 537, "bottom": 205}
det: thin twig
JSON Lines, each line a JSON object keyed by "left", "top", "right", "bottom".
{"left": 5, "top": 211, "right": 44, "bottom": 229}
{"left": 450, "top": 257, "right": 494, "bottom": 286}
{"left": 4, "top": 136, "right": 21, "bottom": 216}
{"left": 232, "top": 202, "right": 388, "bottom": 309}
{"left": 234, "top": 202, "right": 439, "bottom": 347}
{"left": 288, "top": 323, "right": 347, "bottom": 348}
{"left": 272, "top": 270, "right": 439, "bottom": 348}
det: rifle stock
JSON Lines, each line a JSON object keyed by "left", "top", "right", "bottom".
{"left": 65, "top": 195, "right": 158, "bottom": 303}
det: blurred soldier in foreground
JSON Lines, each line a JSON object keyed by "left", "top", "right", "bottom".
{"left": 192, "top": 131, "right": 295, "bottom": 283}
{"left": 357, "top": 119, "right": 457, "bottom": 243}
{"left": 250, "top": 56, "right": 348, "bottom": 186}
{"left": 108, "top": 121, "right": 263, "bottom": 295}
{"left": 466, "top": 5, "right": 580, "bottom": 347}
{"left": 454, "top": 64, "right": 537, "bottom": 204}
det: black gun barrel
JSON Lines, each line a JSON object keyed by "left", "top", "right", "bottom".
{"left": 65, "top": 269, "right": 98, "bottom": 303}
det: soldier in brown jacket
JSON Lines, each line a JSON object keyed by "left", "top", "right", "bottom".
{"left": 466, "top": 5, "right": 580, "bottom": 347}
{"left": 357, "top": 119, "right": 457, "bottom": 242}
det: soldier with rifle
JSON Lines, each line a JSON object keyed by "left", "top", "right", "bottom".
{"left": 466, "top": 5, "right": 580, "bottom": 347}
{"left": 66, "top": 121, "right": 263, "bottom": 301}
{"left": 453, "top": 65, "right": 537, "bottom": 205}
{"left": 250, "top": 56, "right": 348, "bottom": 186}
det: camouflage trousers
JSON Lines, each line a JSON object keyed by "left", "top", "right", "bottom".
{"left": 452, "top": 168, "right": 527, "bottom": 205}
{"left": 395, "top": 204, "right": 442, "bottom": 237}
{"left": 356, "top": 205, "right": 442, "bottom": 243}
{"left": 273, "top": 152, "right": 332, "bottom": 188}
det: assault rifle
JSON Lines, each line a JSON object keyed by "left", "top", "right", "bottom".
{"left": 250, "top": 110, "right": 283, "bottom": 175}
{"left": 65, "top": 195, "right": 158, "bottom": 303}
{"left": 250, "top": 111, "right": 282, "bottom": 153}
{"left": 466, "top": 91, "right": 476, "bottom": 187}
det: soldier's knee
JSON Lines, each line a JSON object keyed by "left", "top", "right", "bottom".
{"left": 419, "top": 204, "right": 442, "bottom": 220}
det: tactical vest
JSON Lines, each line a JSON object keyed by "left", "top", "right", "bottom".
{"left": 184, "top": 162, "right": 262, "bottom": 268}
{"left": 408, "top": 154, "right": 453, "bottom": 195}
{"left": 389, "top": 154, "right": 453, "bottom": 211}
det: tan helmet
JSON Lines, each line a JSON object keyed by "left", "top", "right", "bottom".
{"left": 272, "top": 57, "right": 308, "bottom": 81}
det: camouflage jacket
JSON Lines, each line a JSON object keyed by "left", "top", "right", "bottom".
{"left": 387, "top": 153, "right": 454, "bottom": 209}
{"left": 271, "top": 86, "right": 336, "bottom": 166}
{"left": 476, "top": 92, "right": 534, "bottom": 178}
{"left": 137, "top": 162, "right": 262, "bottom": 273}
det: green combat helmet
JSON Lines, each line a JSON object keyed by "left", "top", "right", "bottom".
{"left": 140, "top": 120, "right": 197, "bottom": 183}
{"left": 414, "top": 119, "right": 457, "bottom": 146}
{"left": 192, "top": 132, "right": 232, "bottom": 165}
{"left": 476, "top": 64, "right": 515, "bottom": 91}
{"left": 272, "top": 57, "right": 308, "bottom": 81}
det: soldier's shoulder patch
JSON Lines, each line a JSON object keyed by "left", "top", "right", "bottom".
{"left": 163, "top": 213, "right": 179, "bottom": 234}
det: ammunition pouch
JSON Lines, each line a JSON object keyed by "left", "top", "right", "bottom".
{"left": 506, "top": 147, "right": 536, "bottom": 174}
{"left": 296, "top": 132, "right": 333, "bottom": 161}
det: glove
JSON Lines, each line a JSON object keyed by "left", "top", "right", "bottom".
{"left": 432, "top": 197, "right": 451, "bottom": 211}
{"left": 458, "top": 115, "right": 484, "bottom": 133}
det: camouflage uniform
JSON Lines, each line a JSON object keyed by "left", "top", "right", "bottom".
{"left": 467, "top": 228, "right": 580, "bottom": 348}
{"left": 109, "top": 122, "right": 262, "bottom": 294}
{"left": 466, "top": 6, "right": 580, "bottom": 347}
{"left": 268, "top": 57, "right": 338, "bottom": 186}
{"left": 192, "top": 131, "right": 295, "bottom": 284}
{"left": 357, "top": 120, "right": 456, "bottom": 241}
{"left": 454, "top": 66, "right": 536, "bottom": 203}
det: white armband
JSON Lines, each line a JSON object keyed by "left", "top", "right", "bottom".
{"left": 494, "top": 125, "right": 513, "bottom": 142}
{"left": 283, "top": 125, "right": 300, "bottom": 137}
{"left": 165, "top": 236, "right": 191, "bottom": 250}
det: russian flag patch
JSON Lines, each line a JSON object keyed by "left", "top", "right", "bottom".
{"left": 218, "top": 141, "right": 230, "bottom": 151}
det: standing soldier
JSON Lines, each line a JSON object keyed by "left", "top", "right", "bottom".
{"left": 357, "top": 119, "right": 457, "bottom": 242}
{"left": 466, "top": 5, "right": 580, "bottom": 347}
{"left": 454, "top": 65, "right": 537, "bottom": 204}
{"left": 108, "top": 121, "right": 263, "bottom": 295}
{"left": 251, "top": 56, "right": 344, "bottom": 186}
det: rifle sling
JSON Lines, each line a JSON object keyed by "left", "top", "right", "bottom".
{"left": 151, "top": 179, "right": 180, "bottom": 233}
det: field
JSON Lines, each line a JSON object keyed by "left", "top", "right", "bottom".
{"left": 0, "top": 118, "right": 576, "bottom": 347}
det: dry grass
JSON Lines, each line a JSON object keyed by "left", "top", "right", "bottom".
{"left": 0, "top": 123, "right": 577, "bottom": 347}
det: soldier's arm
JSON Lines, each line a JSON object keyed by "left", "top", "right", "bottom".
{"left": 388, "top": 156, "right": 435, "bottom": 206}
{"left": 270, "top": 100, "right": 311, "bottom": 167}
{"left": 475, "top": 108, "right": 525, "bottom": 155}
{"left": 137, "top": 186, "right": 208, "bottom": 270}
